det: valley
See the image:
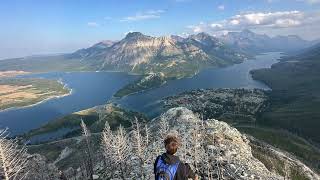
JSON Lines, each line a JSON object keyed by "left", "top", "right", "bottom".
{"left": 251, "top": 43, "right": 320, "bottom": 145}
{"left": 0, "top": 30, "right": 319, "bottom": 179}
{"left": 163, "top": 88, "right": 320, "bottom": 172}
{"left": 2, "top": 1, "right": 320, "bottom": 179}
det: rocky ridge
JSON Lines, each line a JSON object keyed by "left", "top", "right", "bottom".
{"left": 149, "top": 107, "right": 319, "bottom": 179}
{"left": 31, "top": 107, "right": 319, "bottom": 179}
{"left": 150, "top": 107, "right": 282, "bottom": 179}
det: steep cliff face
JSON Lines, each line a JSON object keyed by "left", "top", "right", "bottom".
{"left": 71, "top": 32, "right": 247, "bottom": 77}
{"left": 101, "top": 32, "right": 195, "bottom": 72}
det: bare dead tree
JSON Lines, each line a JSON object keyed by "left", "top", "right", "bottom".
{"left": 80, "top": 120, "right": 94, "bottom": 180}
{"left": 178, "top": 127, "right": 189, "bottom": 162}
{"left": 144, "top": 125, "right": 150, "bottom": 147}
{"left": 25, "top": 154, "right": 60, "bottom": 180}
{"left": 131, "top": 117, "right": 151, "bottom": 178}
{"left": 158, "top": 116, "right": 170, "bottom": 140}
{"left": 110, "top": 126, "right": 131, "bottom": 179}
{"left": 101, "top": 121, "right": 114, "bottom": 179}
{"left": 101, "top": 124, "right": 132, "bottom": 179}
{"left": 0, "top": 128, "right": 29, "bottom": 180}
{"left": 132, "top": 118, "right": 143, "bottom": 159}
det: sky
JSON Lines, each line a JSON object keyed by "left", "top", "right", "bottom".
{"left": 0, "top": 0, "right": 320, "bottom": 59}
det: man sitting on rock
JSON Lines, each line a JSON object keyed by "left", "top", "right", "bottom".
{"left": 154, "top": 133, "right": 198, "bottom": 180}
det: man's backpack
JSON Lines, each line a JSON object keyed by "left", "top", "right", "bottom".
{"left": 155, "top": 155, "right": 180, "bottom": 180}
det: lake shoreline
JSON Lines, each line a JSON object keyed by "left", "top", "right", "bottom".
{"left": 0, "top": 81, "right": 72, "bottom": 113}
{"left": 0, "top": 52, "right": 283, "bottom": 135}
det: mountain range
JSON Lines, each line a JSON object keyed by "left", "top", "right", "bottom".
{"left": 0, "top": 29, "right": 316, "bottom": 97}
{"left": 69, "top": 31, "right": 248, "bottom": 78}
{"left": 220, "top": 29, "right": 316, "bottom": 54}
{"left": 68, "top": 29, "right": 316, "bottom": 77}
{"left": 0, "top": 30, "right": 316, "bottom": 78}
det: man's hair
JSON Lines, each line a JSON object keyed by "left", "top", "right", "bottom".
{"left": 164, "top": 133, "right": 180, "bottom": 155}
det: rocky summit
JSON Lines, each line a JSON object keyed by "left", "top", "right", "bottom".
{"left": 151, "top": 107, "right": 282, "bottom": 179}
{"left": 149, "top": 107, "right": 320, "bottom": 180}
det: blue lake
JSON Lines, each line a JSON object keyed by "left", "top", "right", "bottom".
{"left": 116, "top": 52, "right": 282, "bottom": 117}
{"left": 0, "top": 52, "right": 282, "bottom": 135}
{"left": 0, "top": 72, "right": 139, "bottom": 135}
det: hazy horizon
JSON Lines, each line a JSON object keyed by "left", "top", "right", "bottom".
{"left": 1, "top": 0, "right": 320, "bottom": 59}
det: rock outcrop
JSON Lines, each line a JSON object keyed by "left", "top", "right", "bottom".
{"left": 29, "top": 107, "right": 320, "bottom": 179}
{"left": 153, "top": 107, "right": 283, "bottom": 179}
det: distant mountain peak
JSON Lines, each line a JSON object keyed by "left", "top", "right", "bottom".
{"left": 92, "top": 40, "right": 116, "bottom": 49}
{"left": 101, "top": 40, "right": 116, "bottom": 46}
{"left": 124, "top": 32, "right": 148, "bottom": 39}
{"left": 196, "top": 32, "right": 211, "bottom": 37}
{"left": 241, "top": 29, "right": 254, "bottom": 34}
{"left": 190, "top": 32, "right": 213, "bottom": 40}
{"left": 220, "top": 29, "right": 313, "bottom": 53}
{"left": 170, "top": 35, "right": 185, "bottom": 42}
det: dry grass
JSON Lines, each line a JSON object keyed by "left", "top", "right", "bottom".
{"left": 0, "top": 91, "right": 39, "bottom": 103}
{"left": 0, "top": 78, "right": 69, "bottom": 110}
{"left": 0, "top": 71, "right": 29, "bottom": 78}
{"left": 0, "top": 85, "right": 32, "bottom": 94}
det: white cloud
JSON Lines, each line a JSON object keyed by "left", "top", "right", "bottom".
{"left": 229, "top": 11, "right": 304, "bottom": 28}
{"left": 87, "top": 22, "right": 99, "bottom": 27}
{"left": 218, "top": 5, "right": 225, "bottom": 10}
{"left": 121, "top": 10, "right": 165, "bottom": 22}
{"left": 187, "top": 11, "right": 320, "bottom": 35}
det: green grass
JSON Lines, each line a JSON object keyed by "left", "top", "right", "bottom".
{"left": 114, "top": 74, "right": 167, "bottom": 97}
{"left": 239, "top": 126, "right": 320, "bottom": 172}
{"left": 28, "top": 134, "right": 102, "bottom": 169}
{"left": 25, "top": 104, "right": 148, "bottom": 140}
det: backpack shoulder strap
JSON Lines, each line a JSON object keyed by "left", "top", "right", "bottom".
{"left": 154, "top": 155, "right": 162, "bottom": 174}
